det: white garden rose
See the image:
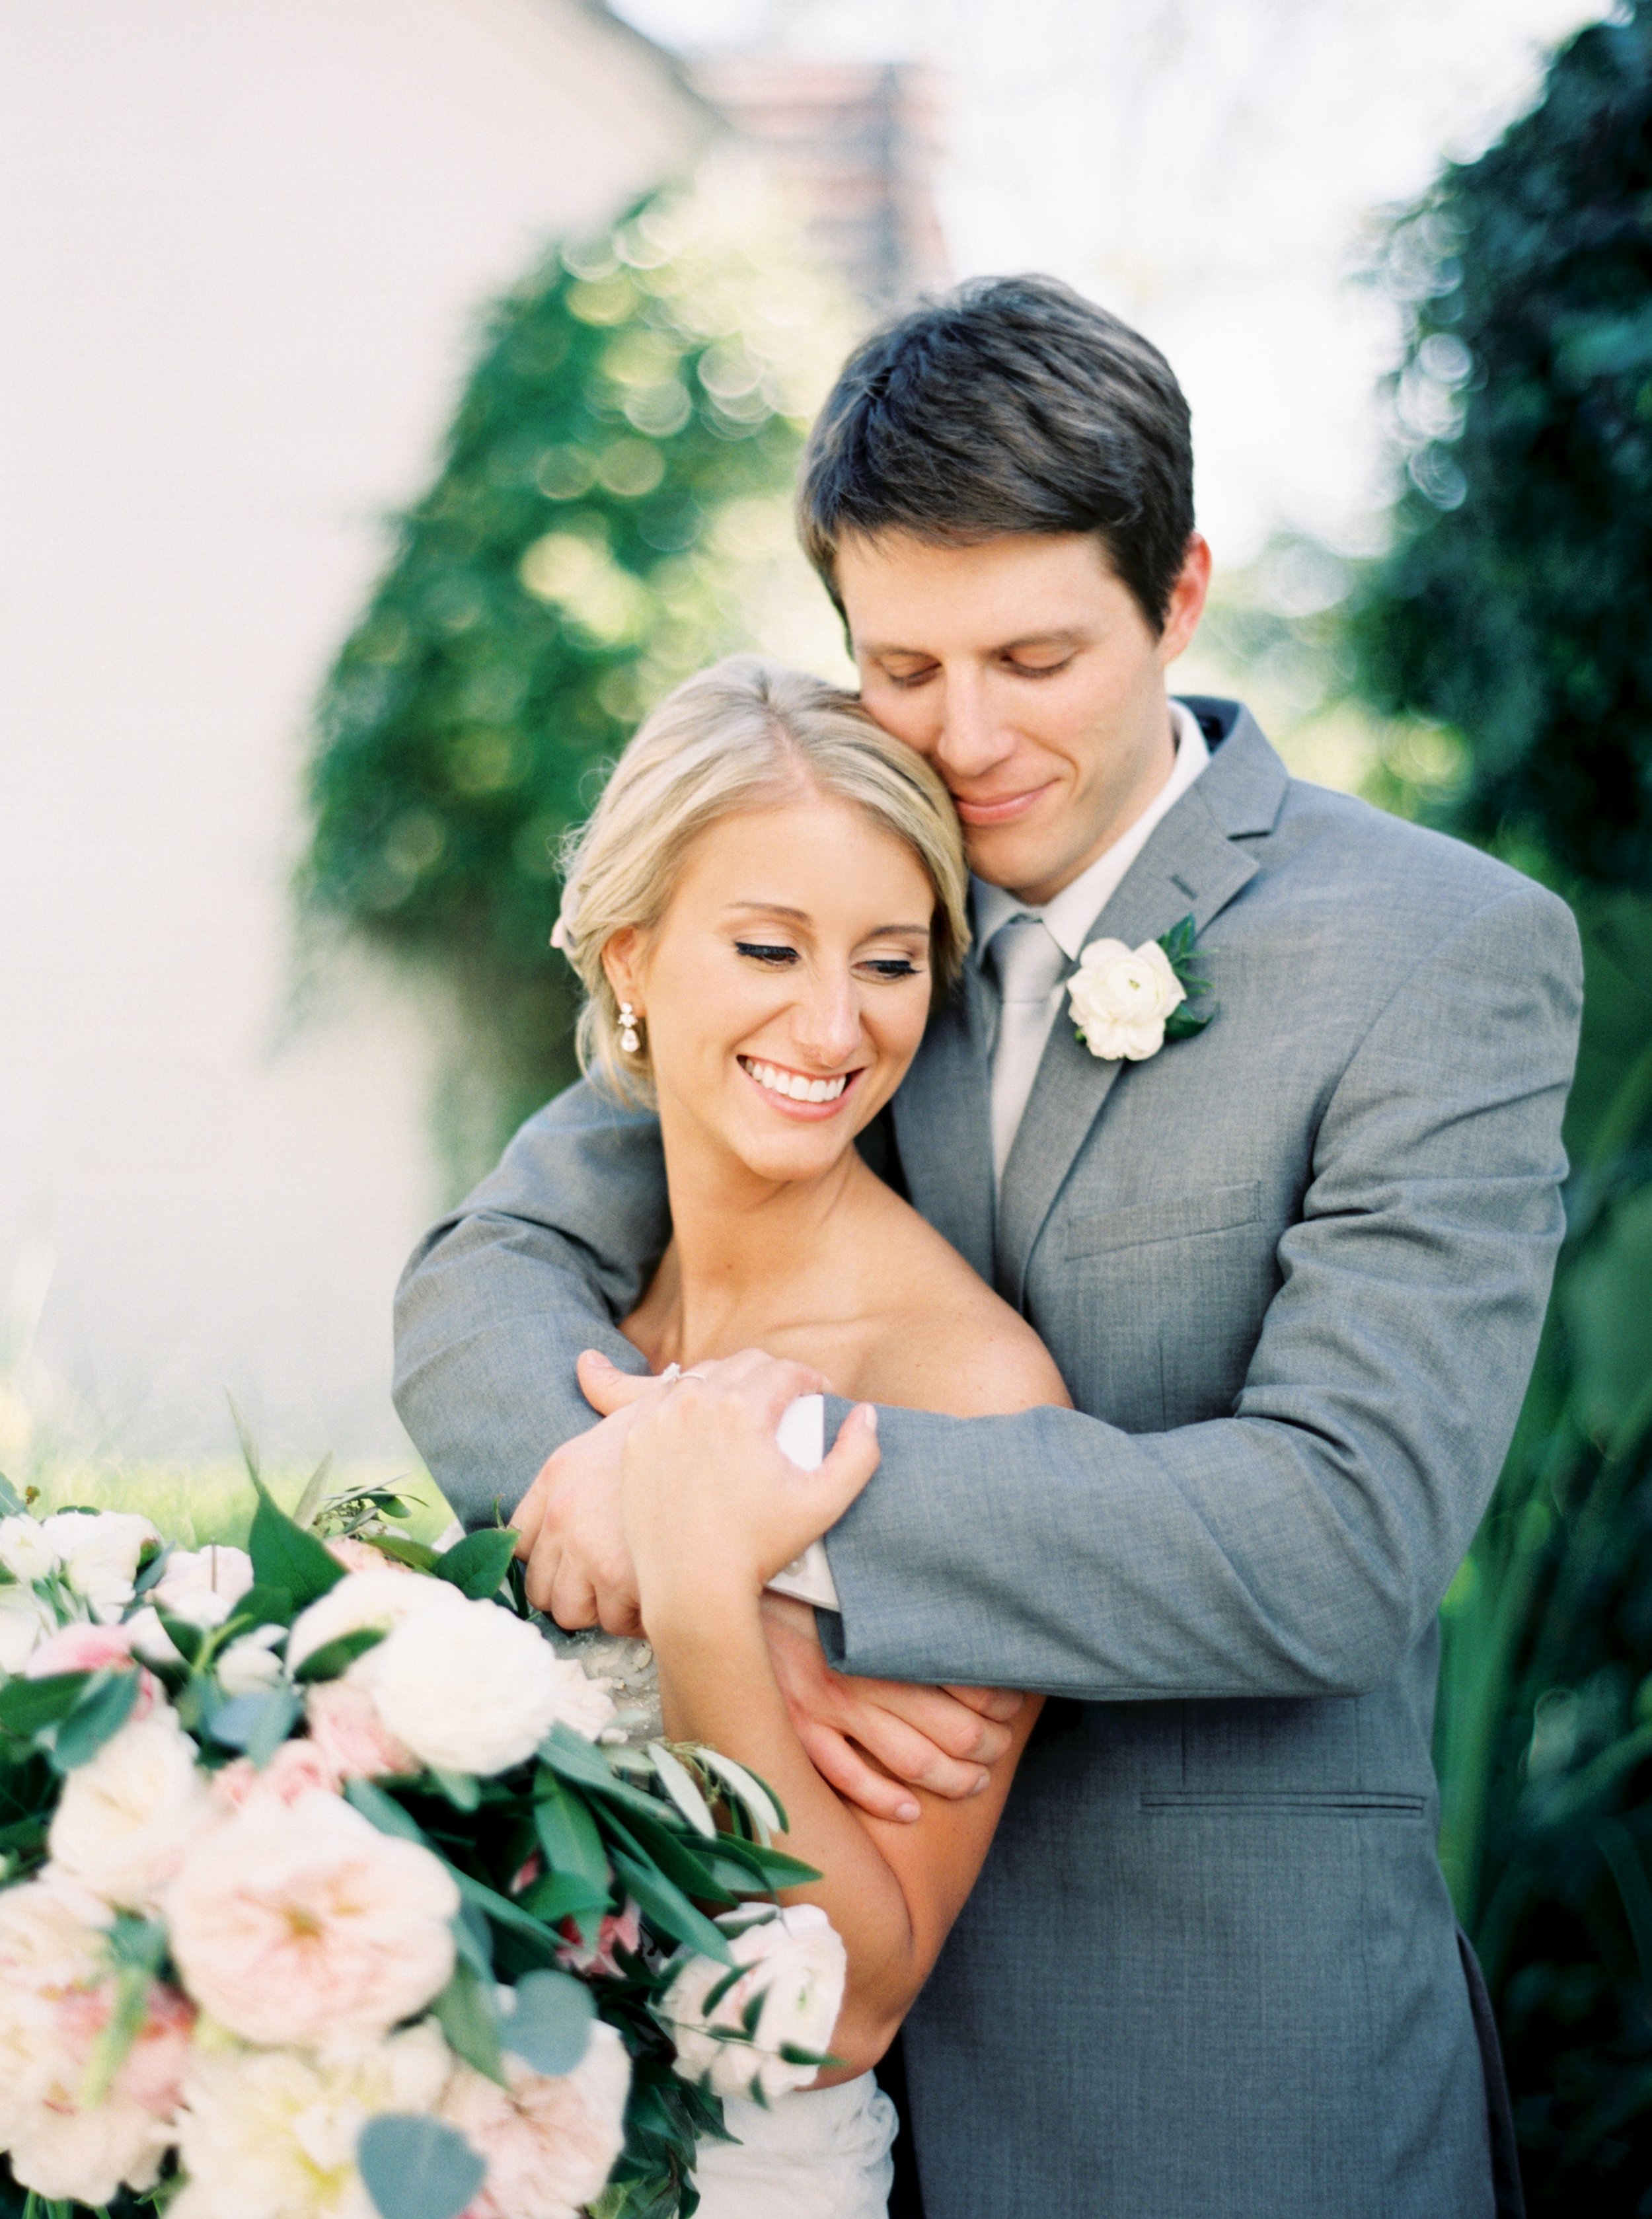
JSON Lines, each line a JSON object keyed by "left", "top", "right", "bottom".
{"left": 659, "top": 1904, "right": 846, "bottom": 2103}
{"left": 216, "top": 1623, "right": 286, "bottom": 1695}
{"left": 286, "top": 1565, "right": 461, "bottom": 1674}
{"left": 1066, "top": 936, "right": 1186, "bottom": 1061}
{"left": 152, "top": 1544, "right": 254, "bottom": 1629}
{"left": 164, "top": 1791, "right": 458, "bottom": 2046}
{"left": 0, "top": 1584, "right": 50, "bottom": 1673}
{"left": 0, "top": 1515, "right": 58, "bottom": 1584}
{"left": 169, "top": 2020, "right": 451, "bottom": 2219}
{"left": 48, "top": 1708, "right": 211, "bottom": 1909}
{"left": 40, "top": 1509, "right": 160, "bottom": 1621}
{"left": 440, "top": 2017, "right": 630, "bottom": 2219}
{"left": 357, "top": 1596, "right": 615, "bottom": 1777}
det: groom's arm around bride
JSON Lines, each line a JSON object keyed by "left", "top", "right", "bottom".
{"left": 393, "top": 278, "right": 1581, "bottom": 2219}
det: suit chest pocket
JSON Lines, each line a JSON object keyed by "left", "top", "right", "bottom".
{"left": 1043, "top": 1181, "right": 1276, "bottom": 1430}
{"left": 1061, "top": 1180, "right": 1263, "bottom": 1260}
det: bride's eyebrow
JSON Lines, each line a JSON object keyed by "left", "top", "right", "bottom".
{"left": 723, "top": 901, "right": 811, "bottom": 924}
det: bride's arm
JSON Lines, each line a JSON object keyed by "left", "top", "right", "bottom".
{"left": 622, "top": 1365, "right": 1046, "bottom": 2078}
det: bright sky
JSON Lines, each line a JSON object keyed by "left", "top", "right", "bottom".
{"left": 615, "top": 0, "right": 1605, "bottom": 562}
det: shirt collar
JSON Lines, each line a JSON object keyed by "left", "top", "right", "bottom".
{"left": 973, "top": 698, "right": 1211, "bottom": 961}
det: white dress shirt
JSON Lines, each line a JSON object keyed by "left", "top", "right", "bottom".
{"left": 975, "top": 698, "right": 1211, "bottom": 1176}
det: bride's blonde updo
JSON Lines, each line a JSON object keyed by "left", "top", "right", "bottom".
{"left": 552, "top": 654, "right": 970, "bottom": 1106}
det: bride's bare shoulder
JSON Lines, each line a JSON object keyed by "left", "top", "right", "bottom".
{"left": 856, "top": 1191, "right": 1070, "bottom": 1419}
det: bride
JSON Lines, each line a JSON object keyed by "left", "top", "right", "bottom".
{"left": 546, "top": 655, "right": 1067, "bottom": 2216}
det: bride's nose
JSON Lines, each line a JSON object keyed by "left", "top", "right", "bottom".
{"left": 790, "top": 967, "right": 860, "bottom": 1067}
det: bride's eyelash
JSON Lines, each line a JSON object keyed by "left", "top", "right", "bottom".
{"left": 862, "top": 957, "right": 919, "bottom": 979}
{"left": 734, "top": 940, "right": 799, "bottom": 966}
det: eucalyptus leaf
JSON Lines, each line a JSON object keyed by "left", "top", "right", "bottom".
{"left": 451, "top": 1867, "right": 558, "bottom": 1953}
{"left": 247, "top": 1483, "right": 346, "bottom": 1609}
{"left": 648, "top": 1743, "right": 718, "bottom": 1837}
{"left": 357, "top": 2113, "right": 486, "bottom": 2219}
{"left": 289, "top": 1451, "right": 336, "bottom": 1532}
{"left": 503, "top": 1967, "right": 595, "bottom": 2076}
{"left": 209, "top": 1684, "right": 299, "bottom": 1763}
{"left": 429, "top": 1766, "right": 481, "bottom": 1812}
{"left": 696, "top": 1749, "right": 786, "bottom": 1840}
{"left": 0, "top": 1671, "right": 92, "bottom": 1738}
{"left": 361, "top": 1533, "right": 441, "bottom": 1574}
{"left": 432, "top": 1528, "right": 517, "bottom": 1600}
{"left": 519, "top": 1867, "right": 609, "bottom": 1928}
{"left": 432, "top": 1958, "right": 506, "bottom": 2085}
{"left": 50, "top": 1669, "right": 140, "bottom": 1772}
{"left": 0, "top": 1470, "right": 25, "bottom": 1517}
{"left": 533, "top": 1770, "right": 612, "bottom": 1893}
{"left": 294, "top": 1626, "right": 385, "bottom": 1683}
{"left": 610, "top": 1848, "right": 733, "bottom": 1965}
{"left": 344, "top": 1776, "right": 433, "bottom": 1846}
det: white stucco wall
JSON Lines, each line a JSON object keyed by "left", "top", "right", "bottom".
{"left": 0, "top": 0, "right": 704, "bottom": 1460}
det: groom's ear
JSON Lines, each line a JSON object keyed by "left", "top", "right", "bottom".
{"left": 1156, "top": 533, "right": 1213, "bottom": 666}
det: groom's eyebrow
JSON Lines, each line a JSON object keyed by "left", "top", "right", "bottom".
{"left": 858, "top": 625, "right": 1091, "bottom": 656}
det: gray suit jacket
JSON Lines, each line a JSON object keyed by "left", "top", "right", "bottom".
{"left": 394, "top": 702, "right": 1581, "bottom": 2218}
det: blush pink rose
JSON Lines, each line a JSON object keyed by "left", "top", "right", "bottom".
{"left": 444, "top": 2019, "right": 630, "bottom": 2219}
{"left": 51, "top": 1978, "right": 194, "bottom": 2117}
{"left": 209, "top": 1739, "right": 342, "bottom": 1814}
{"left": 26, "top": 1625, "right": 163, "bottom": 1717}
{"left": 325, "top": 1536, "right": 416, "bottom": 1576}
{"left": 163, "top": 1789, "right": 458, "bottom": 2047}
{"left": 303, "top": 1679, "right": 416, "bottom": 1782}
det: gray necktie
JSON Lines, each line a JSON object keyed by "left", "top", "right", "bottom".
{"left": 986, "top": 914, "right": 1069, "bottom": 1182}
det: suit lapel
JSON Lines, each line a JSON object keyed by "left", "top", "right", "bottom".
{"left": 995, "top": 713, "right": 1287, "bottom": 1307}
{"left": 889, "top": 965, "right": 996, "bottom": 1285}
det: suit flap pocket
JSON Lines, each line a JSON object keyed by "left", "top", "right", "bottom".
{"left": 1063, "top": 1180, "right": 1263, "bottom": 1260}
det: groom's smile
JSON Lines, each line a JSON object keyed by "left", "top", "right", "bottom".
{"left": 837, "top": 527, "right": 1211, "bottom": 907}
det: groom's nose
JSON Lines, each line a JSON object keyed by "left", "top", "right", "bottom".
{"left": 932, "top": 669, "right": 1016, "bottom": 783}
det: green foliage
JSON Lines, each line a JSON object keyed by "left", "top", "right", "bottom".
{"left": 300, "top": 174, "right": 847, "bottom": 1169}
{"left": 1347, "top": 9, "right": 1652, "bottom": 2204}
{"left": 1349, "top": 7, "right": 1652, "bottom": 886}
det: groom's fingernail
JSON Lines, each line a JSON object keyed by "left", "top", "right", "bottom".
{"left": 897, "top": 1799, "right": 921, "bottom": 1822}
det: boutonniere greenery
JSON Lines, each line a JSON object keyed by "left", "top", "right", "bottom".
{"left": 1067, "top": 914, "right": 1216, "bottom": 1063}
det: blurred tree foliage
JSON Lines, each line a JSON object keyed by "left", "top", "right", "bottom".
{"left": 1349, "top": 8, "right": 1652, "bottom": 885}
{"left": 1350, "top": 9, "right": 1652, "bottom": 2207}
{"left": 300, "top": 169, "right": 850, "bottom": 1186}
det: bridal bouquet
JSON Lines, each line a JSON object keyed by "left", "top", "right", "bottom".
{"left": 0, "top": 1454, "right": 843, "bottom": 2219}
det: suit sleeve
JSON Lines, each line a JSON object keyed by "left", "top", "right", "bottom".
{"left": 391, "top": 1082, "right": 669, "bottom": 1527}
{"left": 817, "top": 883, "right": 1584, "bottom": 1700}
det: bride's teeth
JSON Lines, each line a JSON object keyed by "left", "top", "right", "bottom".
{"left": 741, "top": 1058, "right": 849, "bottom": 1104}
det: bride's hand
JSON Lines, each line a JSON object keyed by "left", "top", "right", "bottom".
{"left": 620, "top": 1351, "right": 881, "bottom": 1623}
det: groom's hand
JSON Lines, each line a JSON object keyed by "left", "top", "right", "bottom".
{"left": 511, "top": 1353, "right": 665, "bottom": 1633}
{"left": 761, "top": 1594, "right": 1025, "bottom": 1821}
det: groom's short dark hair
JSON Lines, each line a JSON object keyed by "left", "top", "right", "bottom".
{"left": 798, "top": 275, "right": 1194, "bottom": 632}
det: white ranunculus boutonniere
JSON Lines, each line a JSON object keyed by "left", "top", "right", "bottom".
{"left": 1067, "top": 914, "right": 1215, "bottom": 1063}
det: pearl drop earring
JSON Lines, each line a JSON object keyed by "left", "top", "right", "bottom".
{"left": 619, "top": 1002, "right": 641, "bottom": 1054}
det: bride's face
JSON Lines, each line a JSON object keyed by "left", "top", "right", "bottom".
{"left": 606, "top": 793, "right": 937, "bottom": 1184}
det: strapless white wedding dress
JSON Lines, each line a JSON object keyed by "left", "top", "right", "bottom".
{"left": 694, "top": 1396, "right": 897, "bottom": 2217}
{"left": 692, "top": 2072, "right": 899, "bottom": 2218}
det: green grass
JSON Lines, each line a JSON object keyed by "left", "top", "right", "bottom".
{"left": 17, "top": 1458, "right": 457, "bottom": 1549}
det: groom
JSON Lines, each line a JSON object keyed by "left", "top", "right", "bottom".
{"left": 393, "top": 278, "right": 1580, "bottom": 2216}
